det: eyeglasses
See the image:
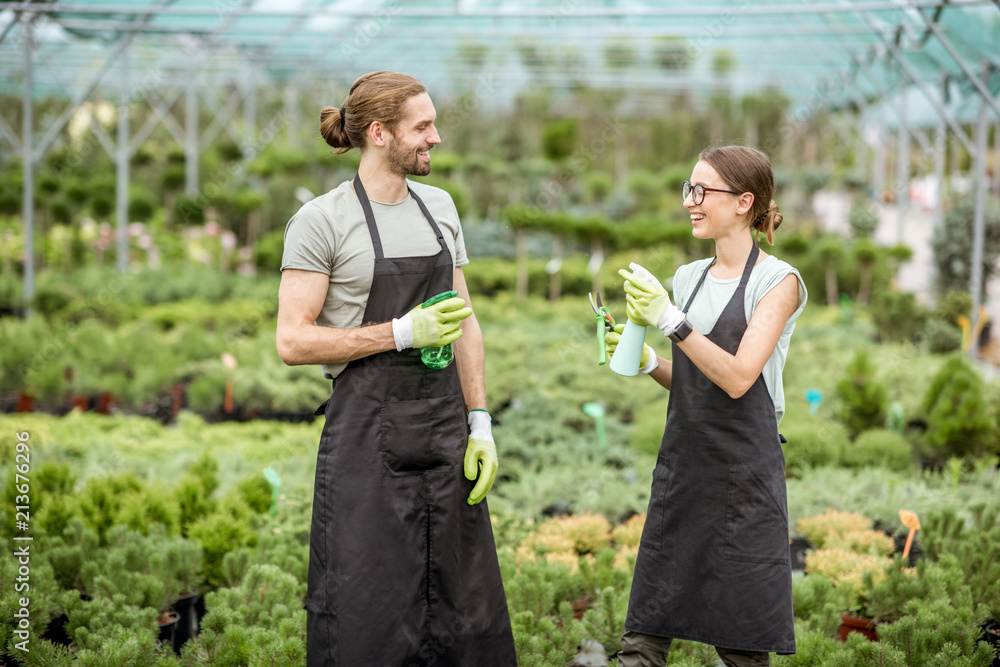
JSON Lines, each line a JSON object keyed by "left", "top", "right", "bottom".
{"left": 682, "top": 181, "right": 740, "bottom": 206}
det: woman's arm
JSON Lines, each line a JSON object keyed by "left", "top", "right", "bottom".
{"left": 674, "top": 274, "right": 799, "bottom": 399}
{"left": 647, "top": 356, "right": 672, "bottom": 390}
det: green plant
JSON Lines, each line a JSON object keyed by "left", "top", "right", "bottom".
{"left": 870, "top": 290, "right": 930, "bottom": 344}
{"left": 842, "top": 429, "right": 913, "bottom": 472}
{"left": 921, "top": 357, "right": 995, "bottom": 459}
{"left": 187, "top": 497, "right": 258, "bottom": 588}
{"left": 780, "top": 420, "right": 847, "bottom": 476}
{"left": 922, "top": 318, "right": 963, "bottom": 354}
{"left": 236, "top": 472, "right": 273, "bottom": 514}
{"left": 848, "top": 202, "right": 879, "bottom": 240}
{"left": 835, "top": 350, "right": 888, "bottom": 439}
{"left": 183, "top": 564, "right": 306, "bottom": 665}
{"left": 63, "top": 592, "right": 162, "bottom": 663}
{"left": 932, "top": 194, "right": 1000, "bottom": 299}
{"left": 796, "top": 509, "right": 874, "bottom": 548}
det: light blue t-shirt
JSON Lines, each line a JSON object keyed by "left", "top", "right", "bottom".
{"left": 669, "top": 254, "right": 808, "bottom": 425}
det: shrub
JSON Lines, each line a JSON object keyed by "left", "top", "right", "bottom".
{"left": 842, "top": 429, "right": 914, "bottom": 472}
{"left": 236, "top": 472, "right": 273, "bottom": 514}
{"left": 780, "top": 421, "right": 847, "bottom": 476}
{"left": 932, "top": 194, "right": 1000, "bottom": 298}
{"left": 796, "top": 509, "right": 872, "bottom": 548}
{"left": 936, "top": 290, "right": 973, "bottom": 325}
{"left": 517, "top": 513, "right": 612, "bottom": 564}
{"left": 870, "top": 290, "right": 930, "bottom": 344}
{"left": 835, "top": 351, "right": 888, "bottom": 438}
{"left": 627, "top": 402, "right": 666, "bottom": 457}
{"left": 921, "top": 357, "right": 995, "bottom": 459}
{"left": 610, "top": 513, "right": 644, "bottom": 550}
{"left": 187, "top": 498, "right": 258, "bottom": 588}
{"left": 187, "top": 564, "right": 306, "bottom": 665}
{"left": 848, "top": 202, "right": 879, "bottom": 239}
{"left": 922, "top": 318, "right": 962, "bottom": 354}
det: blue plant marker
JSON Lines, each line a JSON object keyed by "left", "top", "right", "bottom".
{"left": 263, "top": 467, "right": 282, "bottom": 518}
{"left": 804, "top": 388, "right": 823, "bottom": 416}
{"left": 582, "top": 402, "right": 607, "bottom": 448}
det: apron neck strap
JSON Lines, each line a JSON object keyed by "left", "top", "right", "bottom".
{"left": 353, "top": 174, "right": 447, "bottom": 261}
{"left": 682, "top": 243, "right": 760, "bottom": 314}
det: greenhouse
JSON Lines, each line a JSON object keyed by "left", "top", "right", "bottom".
{"left": 1, "top": 0, "right": 999, "bottom": 665}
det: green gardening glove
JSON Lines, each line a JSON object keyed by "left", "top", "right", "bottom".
{"left": 619, "top": 264, "right": 685, "bottom": 336}
{"left": 392, "top": 297, "right": 473, "bottom": 350}
{"left": 605, "top": 324, "right": 657, "bottom": 373}
{"left": 465, "top": 410, "right": 498, "bottom": 505}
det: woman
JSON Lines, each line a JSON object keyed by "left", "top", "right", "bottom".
{"left": 607, "top": 145, "right": 807, "bottom": 666}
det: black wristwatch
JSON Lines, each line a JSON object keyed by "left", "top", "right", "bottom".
{"left": 668, "top": 319, "right": 693, "bottom": 343}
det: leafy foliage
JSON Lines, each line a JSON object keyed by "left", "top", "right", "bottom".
{"left": 835, "top": 351, "right": 888, "bottom": 439}
{"left": 921, "top": 357, "right": 996, "bottom": 459}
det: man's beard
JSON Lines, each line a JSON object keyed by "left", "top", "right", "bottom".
{"left": 387, "top": 136, "right": 431, "bottom": 177}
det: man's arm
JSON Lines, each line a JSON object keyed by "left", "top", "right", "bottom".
{"left": 452, "top": 266, "right": 487, "bottom": 412}
{"left": 276, "top": 268, "right": 396, "bottom": 366}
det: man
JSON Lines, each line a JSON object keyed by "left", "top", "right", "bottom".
{"left": 276, "top": 71, "right": 516, "bottom": 665}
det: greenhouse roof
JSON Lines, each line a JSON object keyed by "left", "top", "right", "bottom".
{"left": 1, "top": 0, "right": 998, "bottom": 123}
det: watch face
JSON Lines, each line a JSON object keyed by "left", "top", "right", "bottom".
{"left": 671, "top": 320, "right": 692, "bottom": 342}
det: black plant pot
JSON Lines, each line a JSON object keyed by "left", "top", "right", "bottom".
{"left": 981, "top": 620, "right": 1000, "bottom": 667}
{"left": 789, "top": 537, "right": 811, "bottom": 571}
{"left": 157, "top": 610, "right": 180, "bottom": 654}
{"left": 171, "top": 593, "right": 200, "bottom": 651}
{"left": 41, "top": 613, "right": 72, "bottom": 647}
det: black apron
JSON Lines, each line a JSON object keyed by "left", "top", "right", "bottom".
{"left": 624, "top": 244, "right": 796, "bottom": 655}
{"left": 306, "top": 176, "right": 516, "bottom": 666}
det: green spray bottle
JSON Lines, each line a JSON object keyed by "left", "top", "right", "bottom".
{"left": 419, "top": 289, "right": 459, "bottom": 369}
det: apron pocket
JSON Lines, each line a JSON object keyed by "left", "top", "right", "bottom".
{"left": 379, "top": 394, "right": 464, "bottom": 476}
{"left": 723, "top": 464, "right": 789, "bottom": 565}
{"left": 640, "top": 456, "right": 673, "bottom": 551}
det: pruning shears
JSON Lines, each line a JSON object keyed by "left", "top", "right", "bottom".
{"left": 589, "top": 292, "right": 616, "bottom": 365}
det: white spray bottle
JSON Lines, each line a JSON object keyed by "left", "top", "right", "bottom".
{"left": 609, "top": 262, "right": 658, "bottom": 377}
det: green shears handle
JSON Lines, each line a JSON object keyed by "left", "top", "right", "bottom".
{"left": 595, "top": 307, "right": 614, "bottom": 365}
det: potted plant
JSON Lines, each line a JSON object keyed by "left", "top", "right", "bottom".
{"left": 151, "top": 531, "right": 205, "bottom": 652}
{"left": 799, "top": 509, "right": 896, "bottom": 641}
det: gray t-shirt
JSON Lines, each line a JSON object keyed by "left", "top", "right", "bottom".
{"left": 281, "top": 179, "right": 469, "bottom": 379}
{"left": 669, "top": 254, "right": 808, "bottom": 425}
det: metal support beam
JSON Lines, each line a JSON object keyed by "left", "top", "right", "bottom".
{"left": 969, "top": 59, "right": 990, "bottom": 359}
{"left": 131, "top": 53, "right": 214, "bottom": 151}
{"left": 993, "top": 118, "right": 1000, "bottom": 194}
{"left": 21, "top": 15, "right": 34, "bottom": 315}
{"left": 851, "top": 56, "right": 933, "bottom": 154}
{"left": 0, "top": 112, "right": 21, "bottom": 152}
{"left": 914, "top": 5, "right": 1000, "bottom": 122}
{"left": 0, "top": 6, "right": 22, "bottom": 47}
{"left": 874, "top": 37, "right": 977, "bottom": 156}
{"left": 33, "top": 28, "right": 141, "bottom": 158}
{"left": 199, "top": 84, "right": 245, "bottom": 151}
{"left": 874, "top": 116, "right": 886, "bottom": 201}
{"left": 243, "top": 62, "right": 256, "bottom": 140}
{"left": 115, "top": 43, "right": 130, "bottom": 274}
{"left": 285, "top": 81, "right": 299, "bottom": 149}
{"left": 185, "top": 85, "right": 198, "bottom": 196}
{"left": 932, "top": 71, "right": 947, "bottom": 234}
{"left": 896, "top": 84, "right": 910, "bottom": 244}
{"left": 1, "top": 0, "right": 993, "bottom": 17}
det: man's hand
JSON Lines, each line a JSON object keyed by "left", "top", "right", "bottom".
{"left": 392, "top": 297, "right": 473, "bottom": 351}
{"left": 464, "top": 410, "right": 498, "bottom": 505}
